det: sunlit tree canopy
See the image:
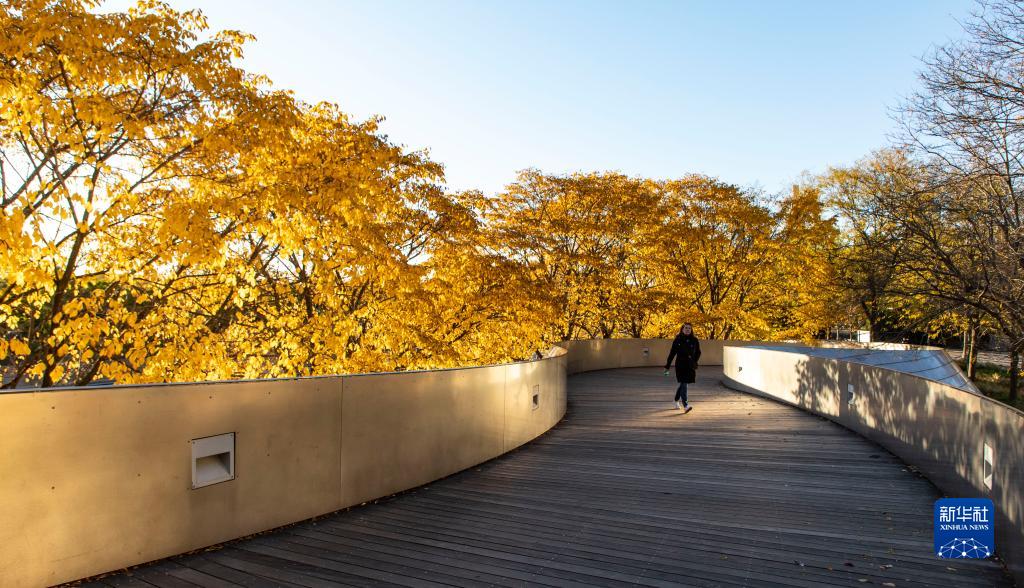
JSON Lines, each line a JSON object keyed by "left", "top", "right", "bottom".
{"left": 0, "top": 0, "right": 848, "bottom": 387}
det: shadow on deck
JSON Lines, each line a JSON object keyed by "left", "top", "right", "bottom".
{"left": 83, "top": 368, "right": 1011, "bottom": 588}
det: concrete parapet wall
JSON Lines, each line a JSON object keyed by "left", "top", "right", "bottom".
{"left": 722, "top": 344, "right": 1024, "bottom": 585}
{"left": 561, "top": 337, "right": 755, "bottom": 371}
{"left": 0, "top": 377, "right": 344, "bottom": 588}
{"left": 1, "top": 337, "right": 1003, "bottom": 586}
{"left": 0, "top": 352, "right": 570, "bottom": 587}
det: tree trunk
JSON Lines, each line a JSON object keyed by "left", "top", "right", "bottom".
{"left": 966, "top": 324, "right": 978, "bottom": 380}
{"left": 1010, "top": 346, "right": 1020, "bottom": 404}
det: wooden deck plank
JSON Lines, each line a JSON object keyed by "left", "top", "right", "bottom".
{"left": 132, "top": 563, "right": 204, "bottom": 588}
{"left": 98, "top": 573, "right": 162, "bottom": 587}
{"left": 157, "top": 562, "right": 243, "bottom": 588}
{"left": 326, "top": 498, "right": 970, "bottom": 584}
{"left": 180, "top": 555, "right": 302, "bottom": 588}
{"left": 87, "top": 368, "right": 1012, "bottom": 587}
{"left": 209, "top": 548, "right": 387, "bottom": 588}
{"left": 317, "top": 503, "right": 970, "bottom": 588}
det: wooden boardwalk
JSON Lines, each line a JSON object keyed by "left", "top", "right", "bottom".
{"left": 83, "top": 368, "right": 1011, "bottom": 587}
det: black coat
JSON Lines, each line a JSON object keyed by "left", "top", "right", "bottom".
{"left": 665, "top": 334, "right": 701, "bottom": 384}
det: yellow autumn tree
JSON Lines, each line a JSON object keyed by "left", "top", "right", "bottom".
{"left": 476, "top": 170, "right": 663, "bottom": 341}
{"left": 651, "top": 176, "right": 779, "bottom": 338}
{"left": 640, "top": 177, "right": 838, "bottom": 341}
{"left": 0, "top": 0, "right": 297, "bottom": 387}
{"left": 476, "top": 171, "right": 838, "bottom": 343}
{"left": 2, "top": 1, "right": 842, "bottom": 389}
{"left": 0, "top": 0, "right": 481, "bottom": 386}
{"left": 768, "top": 185, "right": 841, "bottom": 340}
{"left": 412, "top": 189, "right": 556, "bottom": 366}
{"left": 116, "top": 102, "right": 458, "bottom": 382}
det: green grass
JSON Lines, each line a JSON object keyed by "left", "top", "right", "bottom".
{"left": 958, "top": 361, "right": 1024, "bottom": 412}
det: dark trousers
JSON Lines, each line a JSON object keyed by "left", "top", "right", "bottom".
{"left": 674, "top": 382, "right": 688, "bottom": 405}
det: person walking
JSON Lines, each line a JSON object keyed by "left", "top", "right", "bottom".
{"left": 664, "top": 323, "right": 701, "bottom": 412}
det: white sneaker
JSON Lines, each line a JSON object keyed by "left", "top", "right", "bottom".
{"left": 674, "top": 400, "right": 682, "bottom": 409}
{"left": 683, "top": 405, "right": 693, "bottom": 414}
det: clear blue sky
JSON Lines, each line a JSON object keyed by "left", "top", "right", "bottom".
{"left": 107, "top": 0, "right": 974, "bottom": 195}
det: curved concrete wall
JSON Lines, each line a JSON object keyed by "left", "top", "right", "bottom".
{"left": 3, "top": 338, "right": 690, "bottom": 587}
{"left": 0, "top": 351, "right": 569, "bottom": 587}
{"left": 722, "top": 344, "right": 1024, "bottom": 585}
{"left": 751, "top": 343, "right": 976, "bottom": 391}
{"left": 562, "top": 337, "right": 734, "bottom": 372}
{"left": 2, "top": 337, "right": 992, "bottom": 587}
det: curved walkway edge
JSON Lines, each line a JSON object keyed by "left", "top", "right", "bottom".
{"left": 86, "top": 368, "right": 1011, "bottom": 588}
